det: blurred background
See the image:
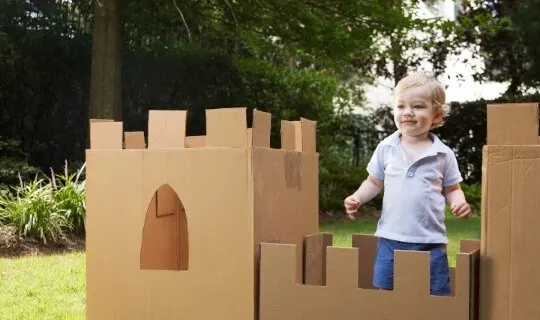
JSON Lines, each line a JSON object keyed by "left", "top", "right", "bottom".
{"left": 1, "top": 0, "right": 537, "bottom": 240}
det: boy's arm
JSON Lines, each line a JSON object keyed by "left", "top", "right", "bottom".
{"left": 351, "top": 175, "right": 383, "bottom": 205}
{"left": 443, "top": 184, "right": 471, "bottom": 218}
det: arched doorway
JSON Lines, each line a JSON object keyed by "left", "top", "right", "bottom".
{"left": 140, "top": 184, "right": 189, "bottom": 271}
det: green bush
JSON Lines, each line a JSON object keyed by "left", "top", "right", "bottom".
{"left": 0, "top": 162, "right": 86, "bottom": 244}
{"left": 319, "top": 144, "right": 382, "bottom": 213}
{"left": 50, "top": 162, "right": 86, "bottom": 235}
{"left": 461, "top": 183, "right": 482, "bottom": 214}
{"left": 0, "top": 176, "right": 71, "bottom": 244}
{"left": 0, "top": 137, "right": 40, "bottom": 187}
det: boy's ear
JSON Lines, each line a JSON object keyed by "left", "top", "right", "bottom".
{"left": 433, "top": 108, "right": 443, "bottom": 123}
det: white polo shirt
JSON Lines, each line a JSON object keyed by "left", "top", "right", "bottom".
{"left": 367, "top": 130, "right": 463, "bottom": 244}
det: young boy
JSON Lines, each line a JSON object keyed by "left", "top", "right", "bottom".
{"left": 344, "top": 73, "right": 471, "bottom": 296}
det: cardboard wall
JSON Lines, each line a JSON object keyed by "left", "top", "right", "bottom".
{"left": 481, "top": 146, "right": 540, "bottom": 320}
{"left": 260, "top": 235, "right": 480, "bottom": 320}
{"left": 86, "top": 147, "right": 254, "bottom": 319}
{"left": 481, "top": 103, "right": 540, "bottom": 320}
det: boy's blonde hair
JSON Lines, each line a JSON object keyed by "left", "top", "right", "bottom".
{"left": 393, "top": 73, "right": 449, "bottom": 129}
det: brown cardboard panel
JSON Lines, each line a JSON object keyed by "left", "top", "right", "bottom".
{"left": 480, "top": 146, "right": 513, "bottom": 320}
{"left": 300, "top": 118, "right": 317, "bottom": 153}
{"left": 326, "top": 247, "right": 359, "bottom": 289}
{"left": 253, "top": 110, "right": 271, "bottom": 148}
{"left": 260, "top": 241, "right": 474, "bottom": 320}
{"left": 86, "top": 148, "right": 254, "bottom": 319}
{"left": 481, "top": 145, "right": 540, "bottom": 320}
{"left": 352, "top": 234, "right": 378, "bottom": 289}
{"left": 487, "top": 103, "right": 539, "bottom": 145}
{"left": 124, "top": 131, "right": 146, "bottom": 149}
{"left": 206, "top": 108, "right": 247, "bottom": 147}
{"left": 156, "top": 184, "right": 178, "bottom": 217}
{"left": 280, "top": 120, "right": 296, "bottom": 150}
{"left": 280, "top": 120, "right": 302, "bottom": 151}
{"left": 394, "top": 250, "right": 430, "bottom": 295}
{"left": 148, "top": 110, "right": 187, "bottom": 149}
{"left": 461, "top": 239, "right": 481, "bottom": 254}
{"left": 508, "top": 146, "right": 540, "bottom": 319}
{"left": 185, "top": 135, "right": 206, "bottom": 148}
{"left": 252, "top": 147, "right": 319, "bottom": 283}
{"left": 90, "top": 121, "right": 123, "bottom": 150}
{"left": 304, "top": 233, "right": 332, "bottom": 285}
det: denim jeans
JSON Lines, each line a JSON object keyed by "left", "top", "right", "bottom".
{"left": 372, "top": 237, "right": 452, "bottom": 296}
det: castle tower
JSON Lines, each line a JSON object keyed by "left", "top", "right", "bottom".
{"left": 85, "top": 108, "right": 319, "bottom": 319}
{"left": 480, "top": 103, "right": 540, "bottom": 320}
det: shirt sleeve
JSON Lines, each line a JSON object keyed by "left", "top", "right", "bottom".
{"left": 443, "top": 152, "right": 463, "bottom": 187}
{"left": 366, "top": 143, "right": 385, "bottom": 180}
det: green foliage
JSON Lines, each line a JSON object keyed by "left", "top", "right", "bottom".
{"left": 456, "top": 0, "right": 534, "bottom": 95}
{"left": 0, "top": 162, "right": 86, "bottom": 243}
{"left": 461, "top": 183, "right": 482, "bottom": 214}
{"left": 0, "top": 176, "right": 71, "bottom": 244}
{"left": 0, "top": 137, "right": 40, "bottom": 187}
{"left": 319, "top": 146, "right": 371, "bottom": 212}
{"left": 50, "top": 162, "right": 86, "bottom": 235}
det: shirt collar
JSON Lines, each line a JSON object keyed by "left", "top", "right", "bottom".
{"left": 381, "top": 130, "right": 450, "bottom": 155}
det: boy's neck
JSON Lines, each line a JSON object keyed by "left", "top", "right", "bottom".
{"left": 399, "top": 132, "right": 431, "bottom": 145}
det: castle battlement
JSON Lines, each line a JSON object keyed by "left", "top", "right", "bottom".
{"left": 260, "top": 233, "right": 480, "bottom": 320}
{"left": 89, "top": 108, "right": 316, "bottom": 152}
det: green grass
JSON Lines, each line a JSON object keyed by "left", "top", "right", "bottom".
{"left": 320, "top": 212, "right": 481, "bottom": 267}
{"left": 0, "top": 251, "right": 85, "bottom": 320}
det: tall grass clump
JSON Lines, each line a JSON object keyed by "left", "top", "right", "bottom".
{"left": 0, "top": 161, "right": 86, "bottom": 244}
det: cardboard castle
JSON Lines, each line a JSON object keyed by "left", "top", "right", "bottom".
{"left": 85, "top": 103, "right": 540, "bottom": 320}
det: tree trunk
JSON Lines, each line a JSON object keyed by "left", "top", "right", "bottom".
{"left": 89, "top": 0, "right": 122, "bottom": 121}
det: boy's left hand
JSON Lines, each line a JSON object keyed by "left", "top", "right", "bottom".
{"left": 451, "top": 201, "right": 471, "bottom": 219}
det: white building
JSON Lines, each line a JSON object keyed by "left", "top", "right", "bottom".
{"left": 361, "top": 0, "right": 508, "bottom": 110}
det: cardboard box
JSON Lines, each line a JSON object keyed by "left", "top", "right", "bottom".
{"left": 260, "top": 233, "right": 480, "bottom": 320}
{"left": 480, "top": 103, "right": 540, "bottom": 320}
{"left": 85, "top": 108, "right": 319, "bottom": 319}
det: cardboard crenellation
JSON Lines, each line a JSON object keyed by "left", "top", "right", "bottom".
{"left": 259, "top": 234, "right": 480, "bottom": 320}
{"left": 124, "top": 131, "right": 146, "bottom": 149}
{"left": 486, "top": 102, "right": 539, "bottom": 145}
{"left": 326, "top": 246, "right": 359, "bottom": 289}
{"left": 89, "top": 120, "right": 123, "bottom": 149}
{"left": 89, "top": 108, "right": 317, "bottom": 152}
{"left": 206, "top": 108, "right": 248, "bottom": 147}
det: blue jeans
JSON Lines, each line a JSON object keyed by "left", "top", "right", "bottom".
{"left": 373, "top": 237, "right": 452, "bottom": 296}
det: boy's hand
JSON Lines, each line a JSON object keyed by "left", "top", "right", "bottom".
{"left": 344, "top": 196, "right": 360, "bottom": 220}
{"left": 451, "top": 201, "right": 471, "bottom": 219}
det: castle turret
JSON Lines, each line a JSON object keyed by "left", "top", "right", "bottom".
{"left": 85, "top": 108, "right": 319, "bottom": 320}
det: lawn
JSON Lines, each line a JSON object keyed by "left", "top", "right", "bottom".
{"left": 0, "top": 212, "right": 480, "bottom": 319}
{"left": 0, "top": 251, "right": 86, "bottom": 320}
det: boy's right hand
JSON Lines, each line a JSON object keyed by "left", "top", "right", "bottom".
{"left": 344, "top": 196, "right": 360, "bottom": 220}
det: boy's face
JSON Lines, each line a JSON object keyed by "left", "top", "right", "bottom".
{"left": 392, "top": 85, "right": 442, "bottom": 137}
